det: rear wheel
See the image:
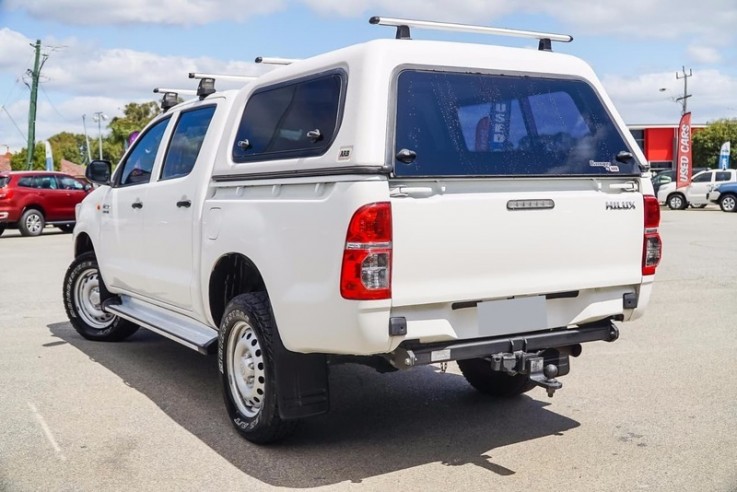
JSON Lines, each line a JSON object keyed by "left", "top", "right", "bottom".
{"left": 458, "top": 358, "right": 536, "bottom": 397}
{"left": 719, "top": 194, "right": 737, "bottom": 212}
{"left": 220, "top": 292, "right": 297, "bottom": 444}
{"left": 63, "top": 252, "right": 139, "bottom": 341}
{"left": 667, "top": 193, "right": 687, "bottom": 210}
{"left": 0, "top": 225, "right": 5, "bottom": 236}
{"left": 19, "top": 209, "right": 44, "bottom": 236}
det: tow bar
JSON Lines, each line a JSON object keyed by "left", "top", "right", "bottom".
{"left": 490, "top": 350, "right": 569, "bottom": 397}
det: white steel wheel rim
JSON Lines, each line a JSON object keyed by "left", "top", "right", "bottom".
{"left": 723, "top": 196, "right": 736, "bottom": 211}
{"left": 26, "top": 213, "right": 42, "bottom": 234}
{"left": 74, "top": 268, "right": 114, "bottom": 329}
{"left": 227, "top": 320, "right": 266, "bottom": 418}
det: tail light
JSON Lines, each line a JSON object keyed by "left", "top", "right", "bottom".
{"left": 340, "top": 202, "right": 392, "bottom": 300}
{"left": 0, "top": 189, "right": 12, "bottom": 200}
{"left": 642, "top": 195, "right": 662, "bottom": 275}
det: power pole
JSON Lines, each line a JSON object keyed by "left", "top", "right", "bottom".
{"left": 25, "top": 40, "right": 43, "bottom": 170}
{"left": 675, "top": 66, "right": 693, "bottom": 116}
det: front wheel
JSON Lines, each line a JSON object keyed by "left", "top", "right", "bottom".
{"left": 667, "top": 193, "right": 687, "bottom": 210}
{"left": 720, "top": 194, "right": 737, "bottom": 212}
{"left": 62, "top": 252, "right": 139, "bottom": 341}
{"left": 458, "top": 358, "right": 536, "bottom": 397}
{"left": 19, "top": 209, "right": 45, "bottom": 236}
{"left": 0, "top": 225, "right": 5, "bottom": 236}
{"left": 220, "top": 292, "right": 297, "bottom": 444}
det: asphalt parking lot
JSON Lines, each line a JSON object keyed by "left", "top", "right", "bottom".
{"left": 1, "top": 207, "right": 736, "bottom": 492}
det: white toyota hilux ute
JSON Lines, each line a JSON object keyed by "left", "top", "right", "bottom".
{"left": 63, "top": 17, "right": 662, "bottom": 444}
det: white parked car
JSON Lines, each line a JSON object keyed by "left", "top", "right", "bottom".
{"left": 63, "top": 17, "right": 661, "bottom": 444}
{"left": 657, "top": 169, "right": 737, "bottom": 209}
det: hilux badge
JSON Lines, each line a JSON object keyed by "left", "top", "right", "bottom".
{"left": 606, "top": 201, "right": 636, "bottom": 210}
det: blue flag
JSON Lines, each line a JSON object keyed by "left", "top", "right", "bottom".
{"left": 719, "top": 141, "right": 730, "bottom": 170}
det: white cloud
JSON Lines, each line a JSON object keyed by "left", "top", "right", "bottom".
{"left": 4, "top": 0, "right": 286, "bottom": 26}
{"left": 687, "top": 45, "right": 722, "bottom": 64}
{"left": 602, "top": 69, "right": 737, "bottom": 124}
{"left": 6, "top": 0, "right": 737, "bottom": 42}
{"left": 0, "top": 29, "right": 272, "bottom": 152}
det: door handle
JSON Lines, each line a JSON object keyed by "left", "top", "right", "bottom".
{"left": 131, "top": 200, "right": 143, "bottom": 209}
{"left": 177, "top": 199, "right": 192, "bottom": 208}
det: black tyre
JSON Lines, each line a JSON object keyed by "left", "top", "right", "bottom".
{"left": 57, "top": 224, "right": 75, "bottom": 233}
{"left": 19, "top": 209, "right": 45, "bottom": 236}
{"left": 0, "top": 225, "right": 5, "bottom": 236}
{"left": 719, "top": 193, "right": 737, "bottom": 212}
{"left": 667, "top": 193, "right": 687, "bottom": 210}
{"left": 458, "top": 358, "right": 536, "bottom": 397}
{"left": 62, "top": 252, "right": 139, "bottom": 341}
{"left": 219, "top": 292, "right": 297, "bottom": 444}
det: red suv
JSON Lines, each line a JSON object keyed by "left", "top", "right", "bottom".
{"left": 0, "top": 171, "right": 91, "bottom": 237}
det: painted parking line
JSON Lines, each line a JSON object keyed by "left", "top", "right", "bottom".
{"left": 28, "top": 402, "right": 66, "bottom": 461}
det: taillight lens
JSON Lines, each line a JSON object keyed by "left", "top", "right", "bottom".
{"left": 644, "top": 195, "right": 660, "bottom": 230}
{"left": 340, "top": 202, "right": 392, "bottom": 300}
{"left": 642, "top": 195, "right": 662, "bottom": 275}
{"left": 0, "top": 189, "right": 12, "bottom": 200}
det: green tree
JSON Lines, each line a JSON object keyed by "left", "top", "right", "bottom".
{"left": 10, "top": 144, "right": 45, "bottom": 170}
{"left": 105, "top": 101, "right": 160, "bottom": 163}
{"left": 48, "top": 132, "right": 87, "bottom": 167}
{"left": 693, "top": 118, "right": 737, "bottom": 168}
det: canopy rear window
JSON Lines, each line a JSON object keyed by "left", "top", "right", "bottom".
{"left": 394, "top": 70, "right": 639, "bottom": 177}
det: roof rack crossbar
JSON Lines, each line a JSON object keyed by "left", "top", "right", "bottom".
{"left": 154, "top": 87, "right": 197, "bottom": 96}
{"left": 188, "top": 72, "right": 258, "bottom": 82}
{"left": 255, "top": 57, "right": 300, "bottom": 65}
{"left": 369, "top": 16, "right": 573, "bottom": 50}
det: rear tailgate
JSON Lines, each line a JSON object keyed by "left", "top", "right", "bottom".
{"left": 390, "top": 177, "right": 643, "bottom": 308}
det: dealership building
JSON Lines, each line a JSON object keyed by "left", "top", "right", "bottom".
{"left": 628, "top": 123, "right": 706, "bottom": 171}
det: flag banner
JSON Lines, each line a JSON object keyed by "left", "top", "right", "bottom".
{"left": 719, "top": 141, "right": 730, "bottom": 170}
{"left": 675, "top": 112, "right": 692, "bottom": 189}
{"left": 44, "top": 140, "right": 54, "bottom": 171}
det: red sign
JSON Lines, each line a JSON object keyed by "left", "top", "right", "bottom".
{"left": 676, "top": 112, "right": 692, "bottom": 189}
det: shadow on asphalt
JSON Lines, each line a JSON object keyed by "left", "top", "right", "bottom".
{"left": 48, "top": 321, "right": 579, "bottom": 488}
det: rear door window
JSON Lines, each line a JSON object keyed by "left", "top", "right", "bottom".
{"left": 59, "top": 176, "right": 85, "bottom": 190}
{"left": 0, "top": 176, "right": 8, "bottom": 188}
{"left": 232, "top": 72, "right": 344, "bottom": 162}
{"left": 161, "top": 106, "right": 216, "bottom": 180}
{"left": 394, "top": 70, "right": 639, "bottom": 177}
{"left": 715, "top": 171, "right": 732, "bottom": 182}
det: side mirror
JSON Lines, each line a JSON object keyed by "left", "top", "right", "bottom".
{"left": 86, "top": 160, "right": 112, "bottom": 185}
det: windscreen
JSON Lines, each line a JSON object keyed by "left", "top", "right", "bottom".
{"left": 394, "top": 70, "right": 639, "bottom": 177}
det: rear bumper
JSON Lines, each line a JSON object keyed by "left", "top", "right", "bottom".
{"left": 391, "top": 319, "right": 619, "bottom": 368}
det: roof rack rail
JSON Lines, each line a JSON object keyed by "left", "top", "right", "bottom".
{"left": 369, "top": 16, "right": 573, "bottom": 51}
{"left": 154, "top": 87, "right": 197, "bottom": 96}
{"left": 254, "top": 57, "right": 300, "bottom": 65}
{"left": 188, "top": 72, "right": 258, "bottom": 82}
{"left": 157, "top": 92, "right": 179, "bottom": 112}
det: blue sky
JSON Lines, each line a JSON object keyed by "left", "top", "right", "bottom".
{"left": 1, "top": 0, "right": 736, "bottom": 153}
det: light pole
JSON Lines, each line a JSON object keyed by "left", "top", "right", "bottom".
{"left": 81, "top": 114, "right": 92, "bottom": 164}
{"left": 92, "top": 111, "right": 108, "bottom": 160}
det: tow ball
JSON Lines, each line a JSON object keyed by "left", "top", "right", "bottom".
{"left": 490, "top": 351, "right": 568, "bottom": 397}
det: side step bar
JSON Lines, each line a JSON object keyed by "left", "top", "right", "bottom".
{"left": 104, "top": 296, "right": 218, "bottom": 355}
